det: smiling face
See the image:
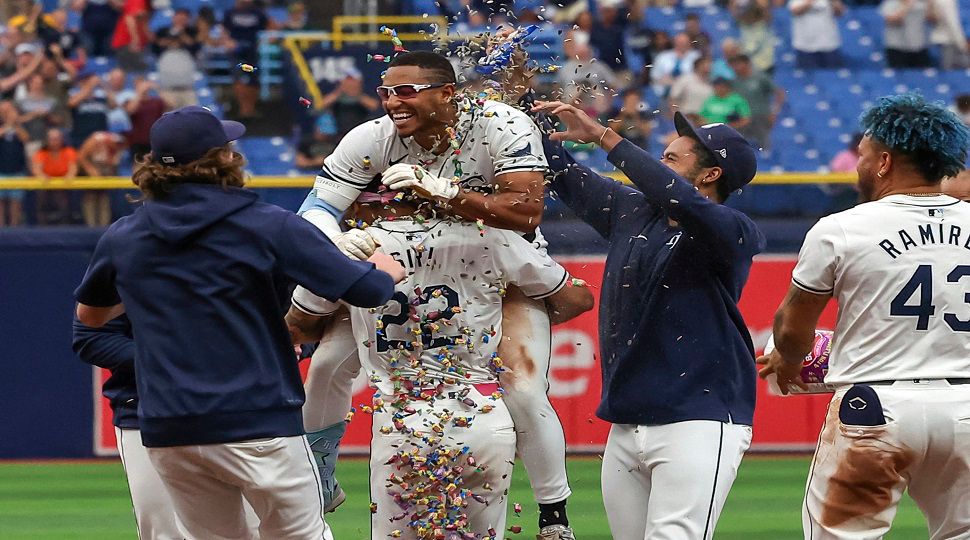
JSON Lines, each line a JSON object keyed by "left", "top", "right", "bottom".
{"left": 379, "top": 65, "right": 455, "bottom": 140}
{"left": 661, "top": 136, "right": 720, "bottom": 191}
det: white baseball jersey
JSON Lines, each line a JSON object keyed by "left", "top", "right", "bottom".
{"left": 312, "top": 99, "right": 548, "bottom": 213}
{"left": 792, "top": 194, "right": 970, "bottom": 384}
{"left": 349, "top": 219, "right": 568, "bottom": 395}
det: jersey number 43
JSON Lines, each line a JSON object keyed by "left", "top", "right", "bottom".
{"left": 890, "top": 264, "right": 970, "bottom": 332}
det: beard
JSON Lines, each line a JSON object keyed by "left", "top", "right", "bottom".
{"left": 856, "top": 171, "right": 876, "bottom": 203}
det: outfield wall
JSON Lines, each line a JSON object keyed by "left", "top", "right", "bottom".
{"left": 1, "top": 230, "right": 834, "bottom": 459}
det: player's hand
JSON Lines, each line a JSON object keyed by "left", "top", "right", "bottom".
{"left": 531, "top": 100, "right": 608, "bottom": 145}
{"left": 756, "top": 350, "right": 809, "bottom": 395}
{"left": 381, "top": 163, "right": 459, "bottom": 202}
{"left": 335, "top": 228, "right": 377, "bottom": 260}
{"left": 368, "top": 251, "right": 407, "bottom": 283}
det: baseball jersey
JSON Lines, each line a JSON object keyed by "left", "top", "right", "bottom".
{"left": 306, "top": 99, "right": 548, "bottom": 215}
{"left": 792, "top": 194, "right": 970, "bottom": 384}
{"left": 349, "top": 219, "right": 569, "bottom": 395}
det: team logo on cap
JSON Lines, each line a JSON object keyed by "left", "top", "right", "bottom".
{"left": 717, "top": 148, "right": 727, "bottom": 158}
{"left": 162, "top": 156, "right": 175, "bottom": 163}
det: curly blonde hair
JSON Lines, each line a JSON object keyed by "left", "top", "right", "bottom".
{"left": 131, "top": 145, "right": 247, "bottom": 200}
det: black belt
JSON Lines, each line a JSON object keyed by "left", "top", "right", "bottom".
{"left": 865, "top": 378, "right": 970, "bottom": 386}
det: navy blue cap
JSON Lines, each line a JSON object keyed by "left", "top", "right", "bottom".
{"left": 150, "top": 106, "right": 245, "bottom": 166}
{"left": 674, "top": 111, "right": 757, "bottom": 193}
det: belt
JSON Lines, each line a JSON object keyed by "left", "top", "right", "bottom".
{"left": 865, "top": 378, "right": 970, "bottom": 386}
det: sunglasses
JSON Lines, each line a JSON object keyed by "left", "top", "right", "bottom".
{"left": 376, "top": 83, "right": 450, "bottom": 100}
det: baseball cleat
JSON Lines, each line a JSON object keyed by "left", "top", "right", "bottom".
{"left": 536, "top": 524, "right": 576, "bottom": 540}
{"left": 324, "top": 482, "right": 346, "bottom": 513}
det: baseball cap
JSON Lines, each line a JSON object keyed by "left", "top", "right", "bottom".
{"left": 673, "top": 111, "right": 757, "bottom": 192}
{"left": 15, "top": 42, "right": 39, "bottom": 56}
{"left": 150, "top": 106, "right": 245, "bottom": 166}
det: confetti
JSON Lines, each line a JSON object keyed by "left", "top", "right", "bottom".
{"left": 236, "top": 63, "right": 257, "bottom": 72}
{"left": 298, "top": 97, "right": 311, "bottom": 108}
{"left": 508, "top": 525, "right": 522, "bottom": 534}
{"left": 513, "top": 502, "right": 522, "bottom": 515}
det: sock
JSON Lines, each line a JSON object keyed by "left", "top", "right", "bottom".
{"left": 538, "top": 499, "right": 569, "bottom": 528}
{"left": 305, "top": 421, "right": 347, "bottom": 495}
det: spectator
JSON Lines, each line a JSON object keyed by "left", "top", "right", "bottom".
{"left": 651, "top": 32, "right": 701, "bottom": 98}
{"left": 789, "top": 0, "right": 845, "bottom": 68}
{"left": 15, "top": 73, "right": 55, "bottom": 155}
{"left": 154, "top": 8, "right": 199, "bottom": 56}
{"left": 295, "top": 112, "right": 337, "bottom": 171}
{"left": 668, "top": 55, "right": 713, "bottom": 123}
{"left": 103, "top": 67, "right": 132, "bottom": 133}
{"left": 68, "top": 71, "right": 110, "bottom": 147}
{"left": 154, "top": 9, "right": 200, "bottom": 110}
{"left": 318, "top": 68, "right": 380, "bottom": 137}
{"left": 224, "top": 0, "right": 269, "bottom": 119}
{"left": 111, "top": 0, "right": 150, "bottom": 74}
{"left": 711, "top": 37, "right": 742, "bottom": 80}
{"left": 699, "top": 77, "right": 751, "bottom": 129}
{"left": 122, "top": 78, "right": 167, "bottom": 159}
{"left": 607, "top": 88, "right": 654, "bottom": 151}
{"left": 590, "top": 0, "right": 629, "bottom": 72}
{"left": 928, "top": 0, "right": 969, "bottom": 69}
{"left": 1, "top": 42, "right": 44, "bottom": 99}
{"left": 37, "top": 9, "right": 88, "bottom": 71}
{"left": 0, "top": 102, "right": 29, "bottom": 226}
{"left": 828, "top": 132, "right": 863, "bottom": 172}
{"left": 73, "top": 0, "right": 121, "bottom": 57}
{"left": 730, "top": 0, "right": 776, "bottom": 73}
{"left": 953, "top": 94, "right": 970, "bottom": 126}
{"left": 626, "top": 12, "right": 660, "bottom": 85}
{"left": 684, "top": 13, "right": 712, "bottom": 53}
{"left": 282, "top": 1, "right": 308, "bottom": 31}
{"left": 31, "top": 127, "right": 77, "bottom": 225}
{"left": 729, "top": 54, "right": 785, "bottom": 149}
{"left": 559, "top": 32, "right": 620, "bottom": 114}
{"left": 76, "top": 130, "right": 124, "bottom": 226}
{"left": 880, "top": 0, "right": 932, "bottom": 68}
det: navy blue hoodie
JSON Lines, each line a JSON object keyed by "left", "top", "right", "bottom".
{"left": 545, "top": 138, "right": 766, "bottom": 426}
{"left": 72, "top": 314, "right": 139, "bottom": 430}
{"left": 75, "top": 183, "right": 394, "bottom": 447}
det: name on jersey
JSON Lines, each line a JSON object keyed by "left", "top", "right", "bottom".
{"left": 878, "top": 222, "right": 969, "bottom": 259}
{"left": 389, "top": 244, "right": 435, "bottom": 273}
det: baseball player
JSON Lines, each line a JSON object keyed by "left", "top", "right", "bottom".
{"left": 287, "top": 215, "right": 593, "bottom": 539}
{"left": 72, "top": 314, "right": 185, "bottom": 540}
{"left": 74, "top": 106, "right": 403, "bottom": 540}
{"left": 296, "top": 50, "right": 578, "bottom": 537}
{"left": 530, "top": 100, "right": 766, "bottom": 540}
{"left": 758, "top": 93, "right": 970, "bottom": 539}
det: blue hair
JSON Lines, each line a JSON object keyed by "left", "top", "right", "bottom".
{"left": 860, "top": 92, "right": 970, "bottom": 181}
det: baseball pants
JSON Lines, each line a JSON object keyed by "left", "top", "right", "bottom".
{"left": 302, "top": 289, "right": 572, "bottom": 504}
{"left": 369, "top": 385, "right": 517, "bottom": 539}
{"left": 115, "top": 427, "right": 184, "bottom": 539}
{"left": 804, "top": 381, "right": 970, "bottom": 540}
{"left": 601, "top": 420, "right": 752, "bottom": 540}
{"left": 146, "top": 435, "right": 332, "bottom": 540}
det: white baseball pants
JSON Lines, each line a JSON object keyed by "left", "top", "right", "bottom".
{"left": 804, "top": 381, "right": 970, "bottom": 540}
{"left": 302, "top": 289, "right": 572, "bottom": 504}
{"left": 146, "top": 435, "right": 332, "bottom": 540}
{"left": 369, "top": 386, "right": 517, "bottom": 540}
{"left": 115, "top": 427, "right": 185, "bottom": 540}
{"left": 601, "top": 420, "right": 752, "bottom": 540}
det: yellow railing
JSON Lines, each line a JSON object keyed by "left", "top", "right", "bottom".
{"left": 0, "top": 173, "right": 856, "bottom": 191}
{"left": 331, "top": 16, "right": 447, "bottom": 51}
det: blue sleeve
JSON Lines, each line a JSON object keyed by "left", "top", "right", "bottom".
{"left": 297, "top": 189, "right": 344, "bottom": 219}
{"left": 606, "top": 139, "right": 767, "bottom": 264}
{"left": 276, "top": 213, "right": 394, "bottom": 307}
{"left": 74, "top": 231, "right": 122, "bottom": 307}
{"left": 72, "top": 314, "right": 134, "bottom": 372}
{"left": 543, "top": 135, "right": 646, "bottom": 240}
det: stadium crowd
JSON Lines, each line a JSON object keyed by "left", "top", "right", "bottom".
{"left": 0, "top": 0, "right": 968, "bottom": 227}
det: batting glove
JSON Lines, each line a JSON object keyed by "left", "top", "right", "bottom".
{"left": 335, "top": 229, "right": 377, "bottom": 261}
{"left": 381, "top": 163, "right": 459, "bottom": 202}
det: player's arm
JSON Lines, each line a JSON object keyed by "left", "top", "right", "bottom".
{"left": 542, "top": 134, "right": 646, "bottom": 240}
{"left": 545, "top": 281, "right": 595, "bottom": 325}
{"left": 284, "top": 303, "right": 330, "bottom": 344}
{"left": 757, "top": 217, "right": 840, "bottom": 394}
{"left": 447, "top": 170, "right": 544, "bottom": 232}
{"left": 75, "top": 231, "right": 124, "bottom": 328}
{"left": 72, "top": 314, "right": 134, "bottom": 371}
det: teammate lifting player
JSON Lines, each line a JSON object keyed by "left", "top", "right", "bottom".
{"left": 295, "top": 50, "right": 580, "bottom": 538}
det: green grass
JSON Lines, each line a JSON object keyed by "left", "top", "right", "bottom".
{"left": 0, "top": 456, "right": 928, "bottom": 539}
